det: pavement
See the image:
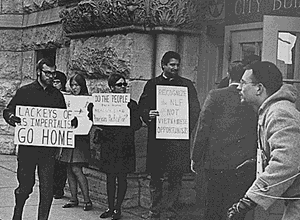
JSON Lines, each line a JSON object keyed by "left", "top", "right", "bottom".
{"left": 0, "top": 154, "right": 204, "bottom": 220}
{"left": 0, "top": 154, "right": 148, "bottom": 220}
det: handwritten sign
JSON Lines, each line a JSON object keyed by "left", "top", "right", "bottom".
{"left": 156, "top": 85, "right": 189, "bottom": 139}
{"left": 14, "top": 105, "right": 75, "bottom": 148}
{"left": 64, "top": 95, "right": 93, "bottom": 135}
{"left": 92, "top": 93, "right": 130, "bottom": 126}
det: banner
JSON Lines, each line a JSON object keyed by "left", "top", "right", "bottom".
{"left": 156, "top": 85, "right": 189, "bottom": 139}
{"left": 92, "top": 93, "right": 130, "bottom": 126}
{"left": 64, "top": 95, "right": 93, "bottom": 135}
{"left": 14, "top": 105, "right": 75, "bottom": 148}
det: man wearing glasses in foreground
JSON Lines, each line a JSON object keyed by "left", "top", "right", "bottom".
{"left": 227, "top": 61, "right": 300, "bottom": 220}
{"left": 3, "top": 58, "right": 66, "bottom": 220}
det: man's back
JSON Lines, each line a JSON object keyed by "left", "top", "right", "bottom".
{"left": 193, "top": 85, "right": 257, "bottom": 169}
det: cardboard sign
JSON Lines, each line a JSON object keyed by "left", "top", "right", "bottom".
{"left": 156, "top": 85, "right": 189, "bottom": 139}
{"left": 14, "top": 105, "right": 75, "bottom": 148}
{"left": 92, "top": 93, "right": 130, "bottom": 126}
{"left": 64, "top": 95, "right": 93, "bottom": 135}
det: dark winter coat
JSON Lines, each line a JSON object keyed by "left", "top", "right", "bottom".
{"left": 192, "top": 85, "right": 257, "bottom": 169}
{"left": 138, "top": 74, "right": 200, "bottom": 174}
{"left": 96, "top": 99, "right": 142, "bottom": 174}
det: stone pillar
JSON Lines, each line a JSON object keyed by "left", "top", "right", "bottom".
{"left": 155, "top": 34, "right": 178, "bottom": 77}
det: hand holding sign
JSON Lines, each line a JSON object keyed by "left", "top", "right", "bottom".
{"left": 8, "top": 114, "right": 21, "bottom": 127}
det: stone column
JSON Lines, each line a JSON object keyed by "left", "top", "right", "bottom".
{"left": 155, "top": 34, "right": 178, "bottom": 77}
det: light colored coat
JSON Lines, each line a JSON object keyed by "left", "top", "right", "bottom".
{"left": 246, "top": 84, "right": 300, "bottom": 218}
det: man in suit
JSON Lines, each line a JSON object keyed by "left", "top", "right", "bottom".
{"left": 227, "top": 61, "right": 300, "bottom": 220}
{"left": 191, "top": 61, "right": 257, "bottom": 220}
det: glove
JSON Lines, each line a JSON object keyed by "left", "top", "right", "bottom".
{"left": 236, "top": 158, "right": 256, "bottom": 177}
{"left": 71, "top": 117, "right": 78, "bottom": 128}
{"left": 127, "top": 100, "right": 138, "bottom": 110}
{"left": 8, "top": 114, "right": 21, "bottom": 127}
{"left": 87, "top": 102, "right": 94, "bottom": 121}
{"left": 227, "top": 196, "right": 257, "bottom": 220}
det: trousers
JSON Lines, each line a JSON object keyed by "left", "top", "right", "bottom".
{"left": 204, "top": 169, "right": 255, "bottom": 220}
{"left": 150, "top": 171, "right": 183, "bottom": 214}
{"left": 52, "top": 160, "right": 67, "bottom": 196}
{"left": 12, "top": 146, "right": 57, "bottom": 220}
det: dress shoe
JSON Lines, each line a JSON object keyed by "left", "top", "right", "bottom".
{"left": 100, "top": 209, "right": 114, "bottom": 218}
{"left": 62, "top": 199, "right": 79, "bottom": 208}
{"left": 112, "top": 209, "right": 122, "bottom": 220}
{"left": 83, "top": 200, "right": 93, "bottom": 211}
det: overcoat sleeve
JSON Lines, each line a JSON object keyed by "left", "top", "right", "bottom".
{"left": 3, "top": 88, "right": 22, "bottom": 125}
{"left": 191, "top": 90, "right": 215, "bottom": 163}
{"left": 129, "top": 100, "right": 142, "bottom": 131}
{"left": 246, "top": 107, "right": 300, "bottom": 210}
{"left": 188, "top": 81, "right": 201, "bottom": 131}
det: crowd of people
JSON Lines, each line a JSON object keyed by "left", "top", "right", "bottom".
{"left": 3, "top": 51, "right": 300, "bottom": 220}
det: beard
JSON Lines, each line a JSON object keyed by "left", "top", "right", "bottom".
{"left": 39, "top": 75, "right": 53, "bottom": 87}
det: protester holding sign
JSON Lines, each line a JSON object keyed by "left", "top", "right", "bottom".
{"left": 2, "top": 58, "right": 66, "bottom": 220}
{"left": 97, "top": 73, "right": 142, "bottom": 220}
{"left": 138, "top": 51, "right": 200, "bottom": 219}
{"left": 60, "top": 74, "right": 93, "bottom": 211}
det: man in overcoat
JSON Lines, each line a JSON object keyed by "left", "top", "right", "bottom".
{"left": 191, "top": 61, "right": 257, "bottom": 220}
{"left": 138, "top": 51, "right": 200, "bottom": 219}
{"left": 227, "top": 61, "right": 300, "bottom": 220}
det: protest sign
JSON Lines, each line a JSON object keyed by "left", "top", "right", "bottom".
{"left": 64, "top": 95, "right": 93, "bottom": 135}
{"left": 156, "top": 85, "right": 189, "bottom": 139}
{"left": 14, "top": 105, "right": 75, "bottom": 148}
{"left": 92, "top": 93, "right": 130, "bottom": 126}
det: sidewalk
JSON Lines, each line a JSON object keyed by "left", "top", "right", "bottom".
{"left": 0, "top": 154, "right": 146, "bottom": 220}
{"left": 0, "top": 154, "right": 204, "bottom": 220}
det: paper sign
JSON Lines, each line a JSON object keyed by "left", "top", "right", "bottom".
{"left": 156, "top": 85, "right": 189, "bottom": 139}
{"left": 14, "top": 105, "right": 75, "bottom": 148}
{"left": 64, "top": 95, "right": 93, "bottom": 135}
{"left": 92, "top": 93, "right": 130, "bottom": 126}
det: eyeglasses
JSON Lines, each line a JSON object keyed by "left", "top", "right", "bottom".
{"left": 115, "top": 82, "right": 128, "bottom": 87}
{"left": 240, "top": 79, "right": 258, "bottom": 87}
{"left": 42, "top": 70, "right": 56, "bottom": 78}
{"left": 53, "top": 80, "right": 61, "bottom": 84}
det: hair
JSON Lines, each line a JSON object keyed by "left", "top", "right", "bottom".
{"left": 36, "top": 58, "right": 56, "bottom": 71}
{"left": 161, "top": 51, "right": 181, "bottom": 68}
{"left": 242, "top": 55, "right": 261, "bottom": 69}
{"left": 54, "top": 71, "right": 67, "bottom": 91}
{"left": 247, "top": 61, "right": 283, "bottom": 96}
{"left": 108, "top": 73, "right": 126, "bottom": 88}
{"left": 228, "top": 61, "right": 245, "bottom": 82}
{"left": 217, "top": 76, "right": 229, "bottom": 89}
{"left": 69, "top": 74, "right": 89, "bottom": 95}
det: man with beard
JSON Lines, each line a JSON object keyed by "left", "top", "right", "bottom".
{"left": 3, "top": 58, "right": 66, "bottom": 220}
{"left": 227, "top": 61, "right": 300, "bottom": 220}
{"left": 138, "top": 51, "right": 200, "bottom": 219}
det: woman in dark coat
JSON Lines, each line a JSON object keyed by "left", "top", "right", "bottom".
{"left": 98, "top": 73, "right": 142, "bottom": 220}
{"left": 60, "top": 74, "right": 93, "bottom": 211}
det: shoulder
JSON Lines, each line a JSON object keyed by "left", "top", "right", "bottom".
{"left": 177, "top": 76, "right": 194, "bottom": 85}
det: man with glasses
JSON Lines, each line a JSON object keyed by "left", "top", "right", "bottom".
{"left": 227, "top": 61, "right": 300, "bottom": 220}
{"left": 3, "top": 58, "right": 66, "bottom": 220}
{"left": 191, "top": 61, "right": 257, "bottom": 220}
